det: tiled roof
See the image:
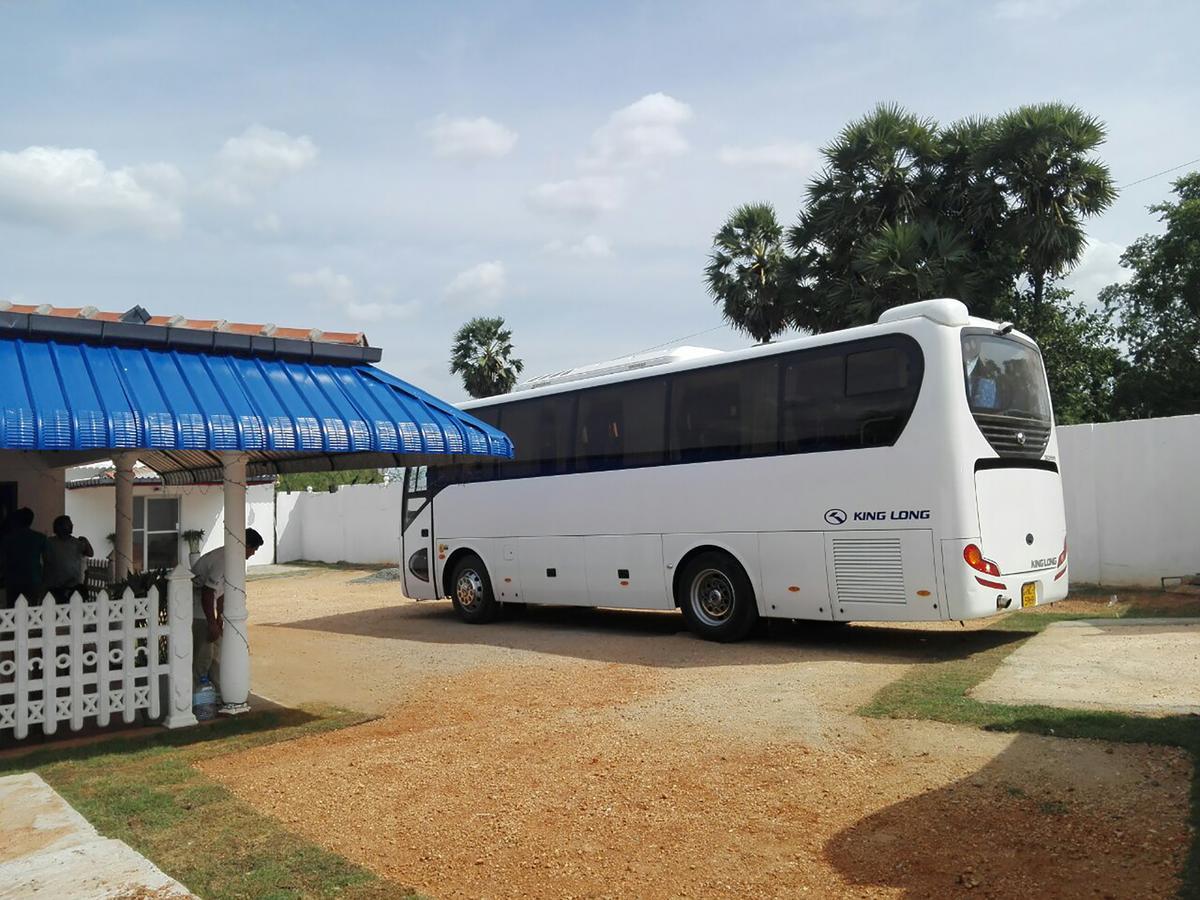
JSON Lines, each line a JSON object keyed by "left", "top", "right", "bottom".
{"left": 0, "top": 302, "right": 366, "bottom": 347}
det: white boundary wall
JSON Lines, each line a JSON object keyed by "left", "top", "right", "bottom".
{"left": 276, "top": 483, "right": 403, "bottom": 565}
{"left": 1058, "top": 414, "right": 1200, "bottom": 586}
{"left": 272, "top": 414, "right": 1200, "bottom": 585}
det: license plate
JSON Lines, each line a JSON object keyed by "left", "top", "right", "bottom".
{"left": 1021, "top": 582, "right": 1037, "bottom": 608}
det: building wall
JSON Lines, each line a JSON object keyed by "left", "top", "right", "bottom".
{"left": 65, "top": 482, "right": 276, "bottom": 568}
{"left": 1057, "top": 414, "right": 1200, "bottom": 586}
{"left": 0, "top": 451, "right": 66, "bottom": 530}
{"left": 275, "top": 483, "right": 403, "bottom": 564}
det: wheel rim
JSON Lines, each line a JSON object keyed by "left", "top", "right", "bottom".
{"left": 690, "top": 568, "right": 735, "bottom": 627}
{"left": 456, "top": 569, "right": 484, "bottom": 611}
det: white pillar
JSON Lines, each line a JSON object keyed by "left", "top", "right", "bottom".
{"left": 218, "top": 452, "right": 251, "bottom": 714}
{"left": 113, "top": 453, "right": 135, "bottom": 580}
{"left": 163, "top": 566, "right": 198, "bottom": 729}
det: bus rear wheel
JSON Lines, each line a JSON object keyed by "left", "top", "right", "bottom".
{"left": 449, "top": 554, "right": 499, "bottom": 624}
{"left": 677, "top": 552, "right": 758, "bottom": 642}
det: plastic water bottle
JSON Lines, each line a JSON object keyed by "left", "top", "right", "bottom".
{"left": 193, "top": 676, "right": 218, "bottom": 721}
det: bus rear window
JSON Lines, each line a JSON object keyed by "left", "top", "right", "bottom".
{"left": 961, "top": 334, "right": 1051, "bottom": 420}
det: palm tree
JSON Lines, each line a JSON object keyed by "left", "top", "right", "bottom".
{"left": 976, "top": 103, "right": 1117, "bottom": 321}
{"left": 787, "top": 104, "right": 945, "bottom": 331}
{"left": 705, "top": 203, "right": 793, "bottom": 343}
{"left": 449, "top": 316, "right": 524, "bottom": 399}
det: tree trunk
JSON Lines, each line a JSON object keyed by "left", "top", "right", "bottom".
{"left": 1031, "top": 269, "right": 1045, "bottom": 324}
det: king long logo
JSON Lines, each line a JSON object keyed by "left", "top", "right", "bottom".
{"left": 825, "top": 508, "right": 931, "bottom": 524}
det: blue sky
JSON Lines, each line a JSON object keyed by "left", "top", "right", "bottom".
{"left": 1, "top": 0, "right": 1197, "bottom": 400}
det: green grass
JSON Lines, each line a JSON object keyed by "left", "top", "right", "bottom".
{"left": 1, "top": 707, "right": 423, "bottom": 900}
{"left": 858, "top": 603, "right": 1200, "bottom": 897}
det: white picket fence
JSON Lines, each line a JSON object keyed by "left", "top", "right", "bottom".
{"left": 0, "top": 568, "right": 197, "bottom": 740}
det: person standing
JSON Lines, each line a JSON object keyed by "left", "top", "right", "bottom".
{"left": 1, "top": 508, "right": 48, "bottom": 606}
{"left": 190, "top": 527, "right": 264, "bottom": 690}
{"left": 43, "top": 515, "right": 94, "bottom": 602}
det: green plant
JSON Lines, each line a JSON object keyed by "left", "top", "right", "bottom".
{"left": 181, "top": 529, "right": 205, "bottom": 553}
{"left": 109, "top": 568, "right": 170, "bottom": 599}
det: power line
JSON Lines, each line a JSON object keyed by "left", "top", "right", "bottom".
{"left": 622, "top": 323, "right": 728, "bottom": 358}
{"left": 1121, "top": 156, "right": 1200, "bottom": 190}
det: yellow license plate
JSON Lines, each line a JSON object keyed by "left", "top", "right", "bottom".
{"left": 1021, "top": 583, "right": 1037, "bottom": 608}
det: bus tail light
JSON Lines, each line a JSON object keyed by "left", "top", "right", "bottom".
{"left": 963, "top": 544, "right": 1001, "bottom": 577}
{"left": 1058, "top": 538, "right": 1068, "bottom": 567}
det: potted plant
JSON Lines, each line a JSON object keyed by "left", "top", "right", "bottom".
{"left": 182, "top": 529, "right": 205, "bottom": 568}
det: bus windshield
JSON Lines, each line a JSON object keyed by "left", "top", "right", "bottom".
{"left": 961, "top": 333, "right": 1051, "bottom": 421}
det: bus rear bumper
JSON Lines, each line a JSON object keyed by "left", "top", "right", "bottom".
{"left": 942, "top": 539, "right": 1069, "bottom": 620}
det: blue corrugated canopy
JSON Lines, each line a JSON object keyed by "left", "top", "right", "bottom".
{"left": 0, "top": 335, "right": 512, "bottom": 483}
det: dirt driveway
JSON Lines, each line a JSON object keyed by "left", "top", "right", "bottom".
{"left": 199, "top": 569, "right": 1191, "bottom": 898}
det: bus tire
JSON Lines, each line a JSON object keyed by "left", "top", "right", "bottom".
{"left": 449, "top": 554, "right": 499, "bottom": 624}
{"left": 677, "top": 552, "right": 758, "bottom": 642}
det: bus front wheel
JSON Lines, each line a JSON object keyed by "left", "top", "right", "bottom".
{"left": 677, "top": 552, "right": 758, "bottom": 642}
{"left": 449, "top": 554, "right": 499, "bottom": 624}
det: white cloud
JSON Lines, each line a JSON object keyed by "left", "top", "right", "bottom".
{"left": 289, "top": 267, "right": 417, "bottom": 322}
{"left": 253, "top": 212, "right": 281, "bottom": 234}
{"left": 1062, "top": 240, "right": 1133, "bottom": 308}
{"left": 443, "top": 261, "right": 507, "bottom": 307}
{"left": 993, "top": 0, "right": 1083, "bottom": 20}
{"left": 0, "top": 146, "right": 184, "bottom": 236}
{"left": 717, "top": 142, "right": 819, "bottom": 172}
{"left": 585, "top": 92, "right": 693, "bottom": 169}
{"left": 425, "top": 115, "right": 518, "bottom": 160}
{"left": 529, "top": 176, "right": 625, "bottom": 218}
{"left": 213, "top": 125, "right": 317, "bottom": 202}
{"left": 544, "top": 234, "right": 613, "bottom": 258}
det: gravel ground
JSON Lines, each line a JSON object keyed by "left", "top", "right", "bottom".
{"left": 199, "top": 569, "right": 1193, "bottom": 899}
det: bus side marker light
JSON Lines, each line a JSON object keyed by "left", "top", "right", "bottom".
{"left": 787, "top": 586, "right": 800, "bottom": 592}
{"left": 504, "top": 577, "right": 512, "bottom": 583}
{"left": 916, "top": 590, "right": 931, "bottom": 597}
{"left": 620, "top": 580, "right": 630, "bottom": 587}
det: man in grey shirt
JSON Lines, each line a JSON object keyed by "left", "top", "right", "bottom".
{"left": 43, "top": 515, "right": 94, "bottom": 602}
{"left": 191, "top": 528, "right": 265, "bottom": 690}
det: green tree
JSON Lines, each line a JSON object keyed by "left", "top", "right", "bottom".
{"left": 976, "top": 103, "right": 1117, "bottom": 321}
{"left": 276, "top": 468, "right": 384, "bottom": 492}
{"left": 705, "top": 203, "right": 794, "bottom": 343}
{"left": 450, "top": 316, "right": 524, "bottom": 399}
{"left": 788, "top": 104, "right": 952, "bottom": 330}
{"left": 999, "top": 285, "right": 1122, "bottom": 425}
{"left": 1102, "top": 172, "right": 1200, "bottom": 418}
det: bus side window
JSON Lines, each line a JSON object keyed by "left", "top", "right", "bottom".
{"left": 845, "top": 347, "right": 916, "bottom": 448}
{"left": 576, "top": 379, "right": 666, "bottom": 472}
{"left": 781, "top": 353, "right": 845, "bottom": 452}
{"left": 669, "top": 360, "right": 778, "bottom": 463}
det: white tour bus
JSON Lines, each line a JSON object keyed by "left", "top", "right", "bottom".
{"left": 401, "top": 298, "right": 1068, "bottom": 641}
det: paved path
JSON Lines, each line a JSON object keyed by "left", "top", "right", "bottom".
{"left": 0, "top": 772, "right": 193, "bottom": 899}
{"left": 971, "top": 618, "right": 1200, "bottom": 715}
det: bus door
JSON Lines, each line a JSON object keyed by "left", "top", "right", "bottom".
{"left": 401, "top": 466, "right": 438, "bottom": 600}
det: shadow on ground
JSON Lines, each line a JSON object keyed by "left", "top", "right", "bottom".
{"left": 274, "top": 600, "right": 1027, "bottom": 669}
{"left": 824, "top": 732, "right": 1189, "bottom": 898}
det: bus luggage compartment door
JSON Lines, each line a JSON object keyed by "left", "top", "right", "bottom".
{"left": 824, "top": 529, "right": 941, "bottom": 622}
{"left": 758, "top": 532, "right": 833, "bottom": 620}
{"left": 583, "top": 535, "right": 667, "bottom": 610}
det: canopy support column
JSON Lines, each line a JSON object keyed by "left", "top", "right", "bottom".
{"left": 218, "top": 452, "right": 251, "bottom": 715}
{"left": 113, "top": 453, "right": 136, "bottom": 580}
